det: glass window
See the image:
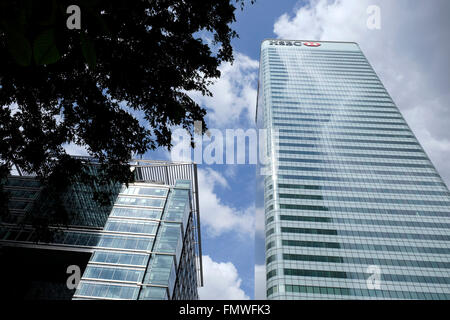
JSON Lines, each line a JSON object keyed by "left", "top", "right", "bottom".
{"left": 91, "top": 251, "right": 148, "bottom": 266}
{"left": 139, "top": 286, "right": 168, "bottom": 300}
{"left": 116, "top": 196, "right": 165, "bottom": 208}
{"left": 110, "top": 207, "right": 162, "bottom": 220}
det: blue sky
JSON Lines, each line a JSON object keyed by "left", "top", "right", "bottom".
{"left": 149, "top": 0, "right": 450, "bottom": 300}
{"left": 67, "top": 0, "right": 450, "bottom": 300}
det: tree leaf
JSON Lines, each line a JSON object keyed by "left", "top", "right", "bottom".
{"left": 6, "top": 31, "right": 32, "bottom": 66}
{"left": 80, "top": 33, "right": 96, "bottom": 69}
{"left": 33, "top": 28, "right": 60, "bottom": 65}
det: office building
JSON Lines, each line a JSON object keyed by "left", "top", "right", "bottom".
{"left": 256, "top": 39, "right": 450, "bottom": 299}
{"left": 0, "top": 159, "right": 202, "bottom": 300}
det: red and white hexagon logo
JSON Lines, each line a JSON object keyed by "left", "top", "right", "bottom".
{"left": 303, "top": 42, "right": 321, "bottom": 47}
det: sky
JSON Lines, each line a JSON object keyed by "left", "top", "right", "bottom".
{"left": 197, "top": 0, "right": 450, "bottom": 300}
{"left": 66, "top": 0, "right": 450, "bottom": 300}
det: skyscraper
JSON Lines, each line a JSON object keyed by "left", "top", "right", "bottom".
{"left": 256, "top": 39, "right": 450, "bottom": 299}
{"left": 0, "top": 159, "right": 202, "bottom": 300}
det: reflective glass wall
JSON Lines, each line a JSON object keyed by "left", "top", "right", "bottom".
{"left": 257, "top": 40, "right": 450, "bottom": 299}
{"left": 73, "top": 180, "right": 199, "bottom": 300}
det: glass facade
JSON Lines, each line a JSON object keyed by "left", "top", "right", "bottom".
{"left": 2, "top": 167, "right": 121, "bottom": 228}
{"left": 257, "top": 40, "right": 450, "bottom": 299}
{"left": 73, "top": 180, "right": 199, "bottom": 300}
{"left": 1, "top": 161, "right": 202, "bottom": 300}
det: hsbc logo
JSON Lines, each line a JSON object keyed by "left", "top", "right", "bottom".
{"left": 303, "top": 42, "right": 321, "bottom": 47}
{"left": 268, "top": 40, "right": 303, "bottom": 46}
{"left": 268, "top": 40, "right": 321, "bottom": 47}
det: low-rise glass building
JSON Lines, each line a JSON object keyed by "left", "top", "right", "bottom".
{"left": 0, "top": 159, "right": 202, "bottom": 300}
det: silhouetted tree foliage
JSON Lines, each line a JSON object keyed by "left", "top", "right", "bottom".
{"left": 0, "top": 0, "right": 254, "bottom": 232}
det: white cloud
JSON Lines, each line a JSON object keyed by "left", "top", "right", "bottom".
{"left": 63, "top": 143, "right": 89, "bottom": 157}
{"left": 223, "top": 164, "right": 238, "bottom": 179}
{"left": 254, "top": 264, "right": 266, "bottom": 300}
{"left": 198, "top": 167, "right": 254, "bottom": 237}
{"left": 274, "top": 0, "right": 367, "bottom": 42}
{"left": 198, "top": 255, "right": 249, "bottom": 300}
{"left": 189, "top": 53, "right": 259, "bottom": 128}
{"left": 273, "top": 0, "right": 450, "bottom": 185}
{"left": 203, "top": 167, "right": 230, "bottom": 189}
